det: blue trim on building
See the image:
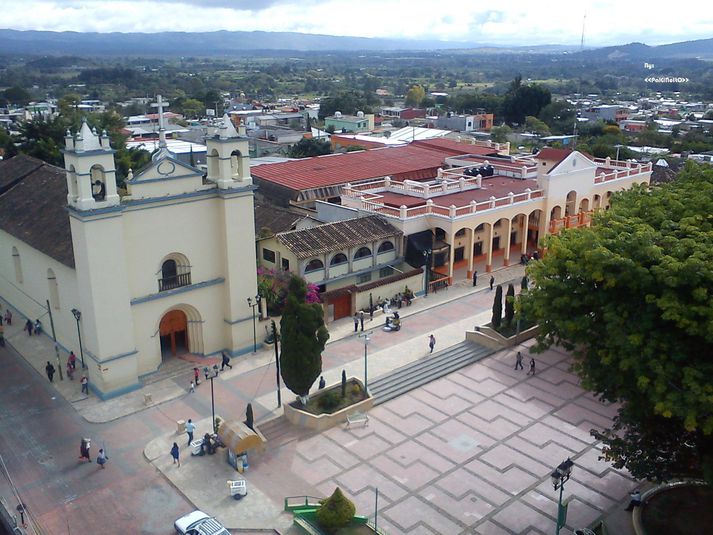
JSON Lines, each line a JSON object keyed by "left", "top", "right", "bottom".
{"left": 66, "top": 204, "right": 123, "bottom": 218}
{"left": 131, "top": 277, "right": 225, "bottom": 305}
{"left": 91, "top": 380, "right": 142, "bottom": 401}
{"left": 223, "top": 314, "right": 252, "bottom": 326}
{"left": 122, "top": 188, "right": 217, "bottom": 208}
{"left": 84, "top": 348, "right": 138, "bottom": 365}
{"left": 216, "top": 184, "right": 258, "bottom": 197}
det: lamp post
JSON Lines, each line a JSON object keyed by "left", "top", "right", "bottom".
{"left": 203, "top": 364, "right": 220, "bottom": 433}
{"left": 551, "top": 458, "right": 574, "bottom": 535}
{"left": 357, "top": 332, "right": 371, "bottom": 392}
{"left": 247, "top": 295, "right": 261, "bottom": 353}
{"left": 70, "top": 308, "right": 86, "bottom": 369}
{"left": 271, "top": 320, "right": 281, "bottom": 408}
{"left": 422, "top": 249, "right": 432, "bottom": 297}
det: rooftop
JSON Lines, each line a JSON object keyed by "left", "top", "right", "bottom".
{"left": 276, "top": 215, "right": 399, "bottom": 259}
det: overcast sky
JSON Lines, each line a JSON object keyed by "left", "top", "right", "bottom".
{"left": 1, "top": 0, "right": 711, "bottom": 46}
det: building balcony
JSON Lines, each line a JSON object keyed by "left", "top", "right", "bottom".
{"left": 549, "top": 211, "right": 594, "bottom": 234}
{"left": 158, "top": 272, "right": 192, "bottom": 292}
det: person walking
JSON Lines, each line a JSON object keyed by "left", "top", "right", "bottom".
{"left": 68, "top": 351, "right": 77, "bottom": 370}
{"left": 472, "top": 270, "right": 478, "bottom": 287}
{"left": 318, "top": 376, "right": 326, "bottom": 389}
{"left": 185, "top": 419, "right": 195, "bottom": 446}
{"left": 66, "top": 360, "right": 74, "bottom": 380}
{"left": 189, "top": 381, "right": 195, "bottom": 393}
{"left": 193, "top": 367, "right": 200, "bottom": 386}
{"left": 353, "top": 313, "right": 359, "bottom": 333}
{"left": 45, "top": 361, "right": 55, "bottom": 383}
{"left": 80, "top": 375, "right": 89, "bottom": 395}
{"left": 79, "top": 438, "right": 91, "bottom": 462}
{"left": 33, "top": 319, "right": 42, "bottom": 335}
{"left": 625, "top": 490, "right": 642, "bottom": 511}
{"left": 221, "top": 351, "right": 232, "bottom": 371}
{"left": 3, "top": 309, "right": 11, "bottom": 325}
{"left": 0, "top": 322, "right": 4, "bottom": 347}
{"left": 489, "top": 275, "right": 495, "bottom": 291}
{"left": 359, "top": 311, "right": 365, "bottom": 331}
{"left": 428, "top": 334, "right": 436, "bottom": 354}
{"left": 96, "top": 448, "right": 108, "bottom": 469}
{"left": 25, "top": 319, "right": 33, "bottom": 336}
{"left": 515, "top": 351, "right": 524, "bottom": 370}
{"left": 170, "top": 442, "right": 180, "bottom": 467}
{"left": 527, "top": 358, "right": 536, "bottom": 376}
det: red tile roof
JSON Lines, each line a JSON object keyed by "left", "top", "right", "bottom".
{"left": 411, "top": 138, "right": 497, "bottom": 156}
{"left": 378, "top": 176, "right": 539, "bottom": 208}
{"left": 535, "top": 147, "right": 572, "bottom": 162}
{"left": 251, "top": 143, "right": 476, "bottom": 192}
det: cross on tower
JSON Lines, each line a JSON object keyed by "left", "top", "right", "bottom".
{"left": 151, "top": 95, "right": 170, "bottom": 148}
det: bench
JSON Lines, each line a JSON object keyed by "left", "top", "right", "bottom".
{"left": 346, "top": 411, "right": 369, "bottom": 428}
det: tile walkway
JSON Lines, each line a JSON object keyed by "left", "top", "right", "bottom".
{"left": 260, "top": 341, "right": 637, "bottom": 535}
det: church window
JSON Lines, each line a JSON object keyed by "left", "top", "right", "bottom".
{"left": 47, "top": 268, "right": 60, "bottom": 309}
{"left": 354, "top": 247, "right": 372, "bottom": 259}
{"left": 208, "top": 149, "right": 219, "bottom": 179}
{"left": 90, "top": 164, "right": 106, "bottom": 201}
{"left": 158, "top": 253, "right": 191, "bottom": 292}
{"left": 230, "top": 149, "right": 242, "bottom": 179}
{"left": 305, "top": 259, "right": 324, "bottom": 273}
{"left": 262, "top": 248, "right": 276, "bottom": 263}
{"left": 12, "top": 247, "right": 23, "bottom": 283}
{"left": 281, "top": 258, "right": 290, "bottom": 271}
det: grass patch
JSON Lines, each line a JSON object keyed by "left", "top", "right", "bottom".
{"left": 292, "top": 379, "right": 367, "bottom": 415}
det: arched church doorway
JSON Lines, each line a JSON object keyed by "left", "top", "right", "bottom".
{"left": 159, "top": 309, "right": 188, "bottom": 356}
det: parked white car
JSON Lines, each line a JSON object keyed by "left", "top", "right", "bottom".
{"left": 174, "top": 510, "right": 230, "bottom": 535}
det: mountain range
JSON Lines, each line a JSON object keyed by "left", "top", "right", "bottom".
{"left": 0, "top": 29, "right": 711, "bottom": 58}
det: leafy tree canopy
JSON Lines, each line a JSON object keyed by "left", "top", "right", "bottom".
{"left": 502, "top": 75, "right": 551, "bottom": 125}
{"left": 288, "top": 137, "right": 333, "bottom": 158}
{"left": 404, "top": 84, "right": 426, "bottom": 107}
{"left": 523, "top": 163, "right": 713, "bottom": 482}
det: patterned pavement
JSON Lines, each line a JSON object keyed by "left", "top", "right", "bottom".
{"left": 275, "top": 342, "right": 636, "bottom": 535}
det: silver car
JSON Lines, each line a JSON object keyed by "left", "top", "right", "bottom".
{"left": 174, "top": 510, "right": 230, "bottom": 535}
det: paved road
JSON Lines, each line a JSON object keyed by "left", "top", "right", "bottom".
{"left": 0, "top": 344, "right": 193, "bottom": 535}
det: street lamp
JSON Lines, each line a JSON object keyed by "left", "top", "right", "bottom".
{"left": 422, "top": 249, "right": 432, "bottom": 297}
{"left": 247, "top": 295, "right": 261, "bottom": 353}
{"left": 357, "top": 332, "right": 372, "bottom": 392}
{"left": 70, "top": 308, "right": 86, "bottom": 369}
{"left": 203, "top": 364, "right": 220, "bottom": 434}
{"left": 551, "top": 458, "right": 574, "bottom": 535}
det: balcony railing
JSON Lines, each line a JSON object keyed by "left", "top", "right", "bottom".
{"left": 158, "top": 272, "right": 192, "bottom": 292}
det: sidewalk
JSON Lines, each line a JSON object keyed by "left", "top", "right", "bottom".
{"left": 0, "top": 264, "right": 525, "bottom": 424}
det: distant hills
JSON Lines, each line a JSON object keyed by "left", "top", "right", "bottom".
{"left": 0, "top": 28, "right": 712, "bottom": 58}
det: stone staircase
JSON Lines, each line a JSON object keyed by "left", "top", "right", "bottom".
{"left": 368, "top": 340, "right": 493, "bottom": 405}
{"left": 139, "top": 356, "right": 198, "bottom": 386}
{"left": 257, "top": 414, "right": 312, "bottom": 448}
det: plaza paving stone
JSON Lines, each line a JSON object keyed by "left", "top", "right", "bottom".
{"left": 261, "top": 345, "right": 638, "bottom": 534}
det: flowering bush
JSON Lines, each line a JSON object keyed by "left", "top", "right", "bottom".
{"left": 257, "top": 267, "right": 320, "bottom": 315}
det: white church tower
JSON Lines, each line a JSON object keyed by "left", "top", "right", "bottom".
{"left": 63, "top": 120, "right": 138, "bottom": 396}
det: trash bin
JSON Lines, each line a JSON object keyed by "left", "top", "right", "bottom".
{"left": 176, "top": 420, "right": 186, "bottom": 435}
{"left": 190, "top": 439, "right": 203, "bottom": 456}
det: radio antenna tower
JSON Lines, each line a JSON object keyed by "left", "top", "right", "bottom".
{"left": 572, "top": 12, "right": 586, "bottom": 150}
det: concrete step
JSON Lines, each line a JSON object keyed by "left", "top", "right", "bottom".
{"left": 140, "top": 357, "right": 198, "bottom": 386}
{"left": 369, "top": 340, "right": 493, "bottom": 405}
{"left": 257, "top": 415, "right": 310, "bottom": 447}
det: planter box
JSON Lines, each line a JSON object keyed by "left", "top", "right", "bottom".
{"left": 284, "top": 378, "right": 374, "bottom": 432}
{"left": 466, "top": 324, "right": 540, "bottom": 349}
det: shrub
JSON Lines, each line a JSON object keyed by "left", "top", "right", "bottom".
{"left": 319, "top": 391, "right": 341, "bottom": 412}
{"left": 316, "top": 487, "right": 355, "bottom": 533}
{"left": 341, "top": 370, "right": 347, "bottom": 398}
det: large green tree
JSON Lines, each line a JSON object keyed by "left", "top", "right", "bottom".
{"left": 523, "top": 163, "right": 713, "bottom": 483}
{"left": 501, "top": 76, "right": 551, "bottom": 125}
{"left": 288, "top": 137, "right": 333, "bottom": 159}
{"left": 280, "top": 276, "right": 330, "bottom": 401}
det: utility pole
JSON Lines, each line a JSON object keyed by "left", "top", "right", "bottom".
{"left": 46, "top": 300, "right": 62, "bottom": 380}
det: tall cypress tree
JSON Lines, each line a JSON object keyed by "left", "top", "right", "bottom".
{"left": 492, "top": 285, "right": 503, "bottom": 329}
{"left": 505, "top": 283, "right": 516, "bottom": 325}
{"left": 280, "top": 276, "right": 329, "bottom": 402}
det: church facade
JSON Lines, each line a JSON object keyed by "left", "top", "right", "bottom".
{"left": 0, "top": 102, "right": 259, "bottom": 398}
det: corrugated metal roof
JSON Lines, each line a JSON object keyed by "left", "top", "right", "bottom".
{"left": 276, "top": 215, "right": 400, "bottom": 260}
{"left": 251, "top": 142, "right": 478, "bottom": 192}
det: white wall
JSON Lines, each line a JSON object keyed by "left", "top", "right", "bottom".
{"left": 0, "top": 229, "right": 80, "bottom": 352}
